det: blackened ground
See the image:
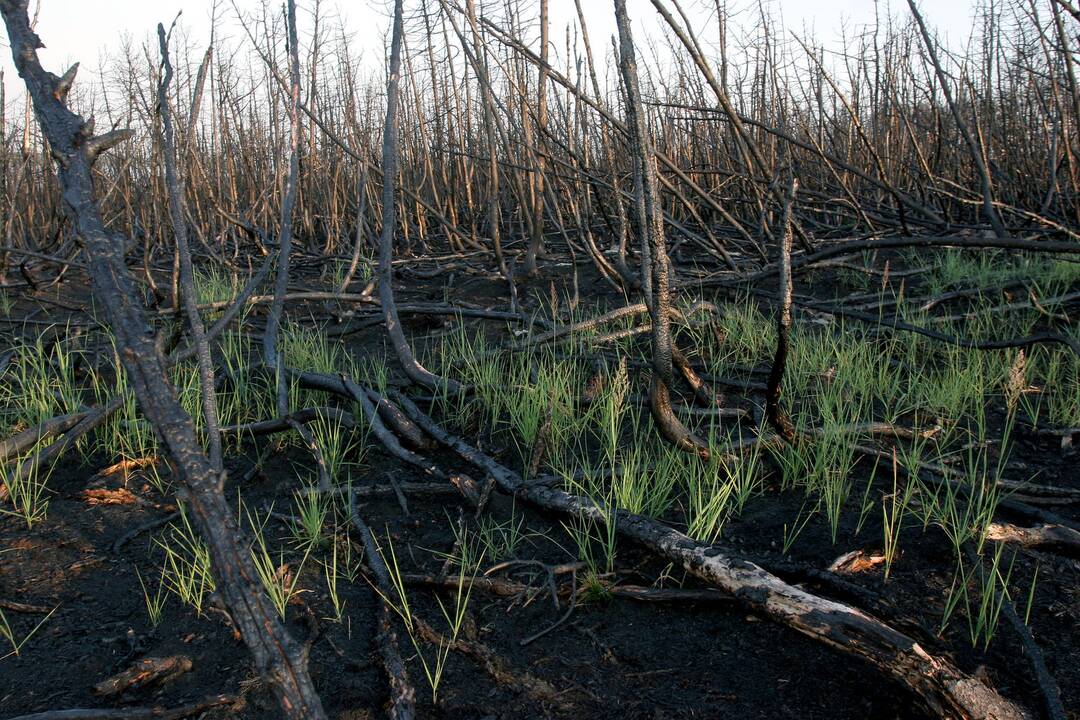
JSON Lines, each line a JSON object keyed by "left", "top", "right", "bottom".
{"left": 1, "top": 250, "right": 1077, "bottom": 719}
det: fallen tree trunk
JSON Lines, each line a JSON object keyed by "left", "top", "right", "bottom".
{"left": 4, "top": 695, "right": 236, "bottom": 720}
{"left": 0, "top": 410, "right": 88, "bottom": 462}
{"left": 393, "top": 392, "right": 1030, "bottom": 720}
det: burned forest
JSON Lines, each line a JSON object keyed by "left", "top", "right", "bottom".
{"left": 1, "top": 0, "right": 1079, "bottom": 717}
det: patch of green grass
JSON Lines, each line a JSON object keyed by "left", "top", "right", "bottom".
{"left": 194, "top": 266, "right": 240, "bottom": 316}
{"left": 476, "top": 504, "right": 528, "bottom": 563}
{"left": 0, "top": 602, "right": 58, "bottom": 659}
{"left": 881, "top": 458, "right": 914, "bottom": 579}
{"left": 322, "top": 537, "right": 347, "bottom": 622}
{"left": 427, "top": 325, "right": 500, "bottom": 431}
{"left": 703, "top": 294, "right": 775, "bottom": 369}
{"left": 306, "top": 408, "right": 369, "bottom": 485}
{"left": 154, "top": 505, "right": 216, "bottom": 616}
{"left": 561, "top": 514, "right": 617, "bottom": 580}
{"left": 373, "top": 531, "right": 480, "bottom": 704}
{"left": 330, "top": 255, "right": 373, "bottom": 290}
{"left": 136, "top": 567, "right": 168, "bottom": 627}
{"left": 90, "top": 350, "right": 163, "bottom": 489}
{"left": 921, "top": 249, "right": 1080, "bottom": 298}
{"left": 3, "top": 333, "right": 83, "bottom": 434}
{"left": 0, "top": 451, "right": 53, "bottom": 528}
{"left": 921, "top": 249, "right": 1008, "bottom": 295}
{"left": 248, "top": 505, "right": 312, "bottom": 619}
{"left": 504, "top": 351, "right": 585, "bottom": 469}
{"left": 942, "top": 545, "right": 1030, "bottom": 650}
{"left": 217, "top": 325, "right": 274, "bottom": 433}
{"left": 291, "top": 484, "right": 331, "bottom": 550}
{"left": 282, "top": 322, "right": 344, "bottom": 376}
{"left": 1023, "top": 340, "right": 1080, "bottom": 428}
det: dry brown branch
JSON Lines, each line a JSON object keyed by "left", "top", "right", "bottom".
{"left": 93, "top": 655, "right": 193, "bottom": 697}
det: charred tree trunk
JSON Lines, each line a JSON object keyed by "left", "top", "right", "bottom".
{"left": 765, "top": 173, "right": 797, "bottom": 442}
{"left": 378, "top": 0, "right": 461, "bottom": 394}
{"left": 613, "top": 0, "right": 707, "bottom": 454}
{"left": 523, "top": 0, "right": 549, "bottom": 275}
{"left": 0, "top": 2, "right": 328, "bottom": 717}
{"left": 156, "top": 23, "right": 222, "bottom": 471}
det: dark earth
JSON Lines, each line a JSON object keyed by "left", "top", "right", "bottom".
{"left": 1, "top": 250, "right": 1078, "bottom": 719}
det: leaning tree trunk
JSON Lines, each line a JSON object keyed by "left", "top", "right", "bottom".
{"left": 378, "top": 0, "right": 461, "bottom": 395}
{"left": 0, "top": 3, "right": 327, "bottom": 717}
{"left": 906, "top": 0, "right": 1008, "bottom": 238}
{"left": 613, "top": 0, "right": 707, "bottom": 454}
{"left": 157, "top": 23, "right": 222, "bottom": 472}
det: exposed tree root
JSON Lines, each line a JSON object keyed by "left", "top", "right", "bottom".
{"left": 648, "top": 377, "right": 710, "bottom": 457}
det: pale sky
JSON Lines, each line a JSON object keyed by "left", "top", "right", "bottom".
{"left": 0, "top": 0, "right": 978, "bottom": 112}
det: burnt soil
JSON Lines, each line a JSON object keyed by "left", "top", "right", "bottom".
{"left": 1, "top": 250, "right": 1078, "bottom": 719}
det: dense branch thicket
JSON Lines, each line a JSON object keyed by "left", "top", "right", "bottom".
{"left": 2, "top": 1, "right": 1079, "bottom": 719}
{"left": 1, "top": 0, "right": 1078, "bottom": 284}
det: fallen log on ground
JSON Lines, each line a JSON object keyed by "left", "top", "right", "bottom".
{"left": 93, "top": 656, "right": 193, "bottom": 697}
{"left": 4, "top": 694, "right": 236, "bottom": 720}
{"left": 0, "top": 411, "right": 88, "bottom": 462}
{"left": 986, "top": 522, "right": 1080, "bottom": 558}
{"left": 393, "top": 391, "right": 1031, "bottom": 720}
{"left": 348, "top": 493, "right": 417, "bottom": 720}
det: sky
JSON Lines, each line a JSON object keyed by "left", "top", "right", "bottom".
{"left": 0, "top": 0, "right": 979, "bottom": 108}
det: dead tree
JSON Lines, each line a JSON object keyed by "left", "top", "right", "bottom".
{"left": 0, "top": 3, "right": 328, "bottom": 717}
{"left": 522, "top": 0, "right": 549, "bottom": 275}
{"left": 378, "top": 0, "right": 461, "bottom": 395}
{"left": 764, "top": 173, "right": 797, "bottom": 442}
{"left": 262, "top": 0, "right": 304, "bottom": 418}
{"left": 156, "top": 22, "right": 222, "bottom": 471}
{"left": 907, "top": 0, "right": 1009, "bottom": 238}
{"left": 573, "top": 0, "right": 637, "bottom": 289}
{"left": 464, "top": 0, "right": 506, "bottom": 275}
{"left": 613, "top": 0, "right": 707, "bottom": 454}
